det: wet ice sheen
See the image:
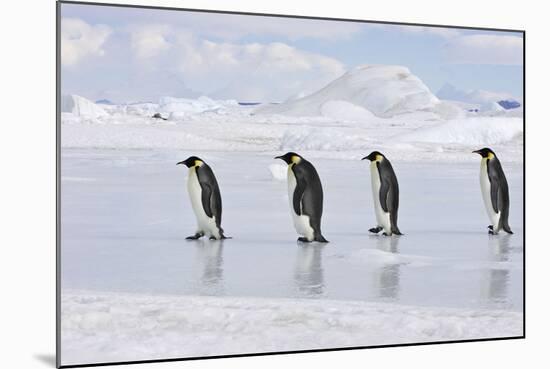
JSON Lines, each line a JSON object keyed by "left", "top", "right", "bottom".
{"left": 61, "top": 149, "right": 523, "bottom": 311}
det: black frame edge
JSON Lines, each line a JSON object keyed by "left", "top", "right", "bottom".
{"left": 56, "top": 0, "right": 62, "bottom": 368}
{"left": 57, "top": 0, "right": 525, "bottom": 33}
{"left": 59, "top": 336, "right": 524, "bottom": 368}
{"left": 55, "top": 1, "right": 527, "bottom": 367}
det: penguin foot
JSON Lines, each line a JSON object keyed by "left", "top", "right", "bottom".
{"left": 314, "top": 234, "right": 329, "bottom": 243}
{"left": 487, "top": 225, "right": 494, "bottom": 230}
{"left": 297, "top": 237, "right": 312, "bottom": 243}
{"left": 209, "top": 235, "right": 232, "bottom": 240}
{"left": 369, "top": 227, "right": 383, "bottom": 234}
{"left": 186, "top": 232, "right": 204, "bottom": 240}
{"left": 382, "top": 232, "right": 391, "bottom": 237}
{"left": 488, "top": 229, "right": 497, "bottom": 235}
{"left": 392, "top": 228, "right": 404, "bottom": 236}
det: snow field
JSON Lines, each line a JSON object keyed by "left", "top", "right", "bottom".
{"left": 61, "top": 291, "right": 522, "bottom": 365}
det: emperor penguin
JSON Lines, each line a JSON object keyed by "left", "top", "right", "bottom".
{"left": 275, "top": 152, "right": 328, "bottom": 243}
{"left": 177, "top": 156, "right": 228, "bottom": 240}
{"left": 362, "top": 151, "right": 403, "bottom": 236}
{"left": 473, "top": 148, "right": 513, "bottom": 235}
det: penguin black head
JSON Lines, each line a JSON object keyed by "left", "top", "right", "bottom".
{"left": 275, "top": 152, "right": 302, "bottom": 165}
{"left": 362, "top": 151, "right": 385, "bottom": 162}
{"left": 177, "top": 156, "right": 204, "bottom": 168}
{"left": 473, "top": 148, "right": 496, "bottom": 159}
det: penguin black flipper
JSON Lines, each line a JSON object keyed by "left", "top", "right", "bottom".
{"left": 377, "top": 160, "right": 402, "bottom": 235}
{"left": 488, "top": 157, "right": 513, "bottom": 234}
{"left": 199, "top": 182, "right": 213, "bottom": 217}
{"left": 487, "top": 165, "right": 500, "bottom": 214}
{"left": 378, "top": 175, "right": 390, "bottom": 213}
{"left": 196, "top": 164, "right": 224, "bottom": 231}
{"left": 292, "top": 160, "right": 328, "bottom": 242}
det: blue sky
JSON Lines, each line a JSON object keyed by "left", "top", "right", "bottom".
{"left": 61, "top": 3, "right": 523, "bottom": 103}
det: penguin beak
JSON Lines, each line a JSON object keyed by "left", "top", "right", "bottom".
{"left": 176, "top": 160, "right": 185, "bottom": 166}
{"left": 361, "top": 156, "right": 368, "bottom": 161}
{"left": 274, "top": 155, "right": 282, "bottom": 160}
{"left": 472, "top": 150, "right": 480, "bottom": 155}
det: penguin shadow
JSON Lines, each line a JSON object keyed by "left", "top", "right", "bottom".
{"left": 483, "top": 234, "right": 512, "bottom": 305}
{"left": 193, "top": 239, "right": 225, "bottom": 292}
{"left": 293, "top": 244, "right": 325, "bottom": 297}
{"left": 374, "top": 235, "right": 401, "bottom": 300}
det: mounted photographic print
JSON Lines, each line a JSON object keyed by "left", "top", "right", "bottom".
{"left": 57, "top": 1, "right": 525, "bottom": 367}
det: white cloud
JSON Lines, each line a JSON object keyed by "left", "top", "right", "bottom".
{"left": 61, "top": 18, "right": 111, "bottom": 66}
{"left": 125, "top": 27, "right": 346, "bottom": 101}
{"left": 444, "top": 34, "right": 523, "bottom": 65}
{"left": 129, "top": 25, "right": 171, "bottom": 59}
{"left": 176, "top": 38, "right": 346, "bottom": 101}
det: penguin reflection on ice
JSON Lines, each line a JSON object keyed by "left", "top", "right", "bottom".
{"left": 275, "top": 152, "right": 329, "bottom": 243}
{"left": 177, "top": 156, "right": 229, "bottom": 240}
{"left": 375, "top": 236, "right": 401, "bottom": 300}
{"left": 294, "top": 244, "right": 325, "bottom": 297}
{"left": 483, "top": 234, "right": 512, "bottom": 304}
{"left": 473, "top": 148, "right": 513, "bottom": 235}
{"left": 362, "top": 151, "right": 403, "bottom": 236}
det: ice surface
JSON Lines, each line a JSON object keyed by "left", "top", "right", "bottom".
{"left": 60, "top": 147, "right": 523, "bottom": 365}
{"left": 269, "top": 163, "right": 287, "bottom": 181}
{"left": 61, "top": 150, "right": 524, "bottom": 312}
{"left": 61, "top": 290, "right": 522, "bottom": 365}
{"left": 255, "top": 65, "right": 440, "bottom": 118}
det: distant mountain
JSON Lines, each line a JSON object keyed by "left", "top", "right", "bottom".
{"left": 95, "top": 99, "right": 115, "bottom": 105}
{"left": 437, "top": 83, "right": 521, "bottom": 109}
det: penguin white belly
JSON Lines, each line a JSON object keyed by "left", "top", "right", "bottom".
{"left": 370, "top": 162, "right": 392, "bottom": 234}
{"left": 188, "top": 168, "right": 220, "bottom": 238}
{"left": 480, "top": 159, "right": 500, "bottom": 230}
{"left": 287, "top": 167, "right": 315, "bottom": 241}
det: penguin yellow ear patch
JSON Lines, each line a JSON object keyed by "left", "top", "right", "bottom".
{"left": 291, "top": 155, "right": 301, "bottom": 164}
{"left": 194, "top": 160, "right": 204, "bottom": 167}
{"left": 376, "top": 154, "right": 383, "bottom": 162}
{"left": 487, "top": 152, "right": 494, "bottom": 160}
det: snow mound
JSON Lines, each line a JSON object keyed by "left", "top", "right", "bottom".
{"left": 255, "top": 65, "right": 440, "bottom": 118}
{"left": 320, "top": 100, "right": 377, "bottom": 122}
{"left": 396, "top": 117, "right": 523, "bottom": 145}
{"left": 158, "top": 96, "right": 239, "bottom": 118}
{"left": 61, "top": 291, "right": 522, "bottom": 365}
{"left": 269, "top": 164, "right": 287, "bottom": 181}
{"left": 158, "top": 96, "right": 223, "bottom": 116}
{"left": 124, "top": 103, "right": 158, "bottom": 117}
{"left": 61, "top": 94, "right": 108, "bottom": 118}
